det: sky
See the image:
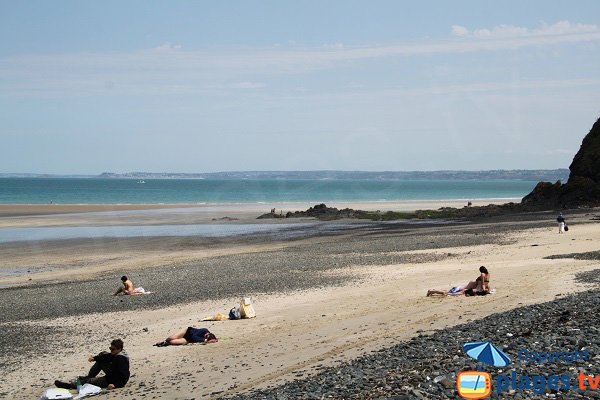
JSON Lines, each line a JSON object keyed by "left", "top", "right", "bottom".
{"left": 1, "top": 1, "right": 600, "bottom": 174}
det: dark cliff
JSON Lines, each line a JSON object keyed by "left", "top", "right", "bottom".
{"left": 522, "top": 117, "right": 600, "bottom": 209}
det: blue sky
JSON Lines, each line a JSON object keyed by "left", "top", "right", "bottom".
{"left": 1, "top": 1, "right": 599, "bottom": 174}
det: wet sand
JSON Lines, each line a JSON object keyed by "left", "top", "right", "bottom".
{"left": 0, "top": 198, "right": 517, "bottom": 221}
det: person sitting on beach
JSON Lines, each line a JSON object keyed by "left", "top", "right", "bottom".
{"left": 474, "top": 265, "right": 490, "bottom": 293}
{"left": 114, "top": 275, "right": 146, "bottom": 295}
{"left": 427, "top": 266, "right": 490, "bottom": 296}
{"left": 459, "top": 266, "right": 490, "bottom": 295}
{"left": 55, "top": 339, "right": 130, "bottom": 390}
{"left": 154, "top": 327, "right": 218, "bottom": 347}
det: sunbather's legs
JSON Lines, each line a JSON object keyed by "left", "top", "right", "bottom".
{"left": 165, "top": 327, "right": 190, "bottom": 345}
{"left": 82, "top": 375, "right": 108, "bottom": 388}
{"left": 166, "top": 338, "right": 189, "bottom": 345}
{"left": 86, "top": 361, "right": 103, "bottom": 378}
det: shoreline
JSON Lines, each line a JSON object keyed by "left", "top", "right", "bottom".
{"left": 0, "top": 198, "right": 520, "bottom": 218}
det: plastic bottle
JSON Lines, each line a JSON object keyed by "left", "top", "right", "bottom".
{"left": 76, "top": 377, "right": 82, "bottom": 393}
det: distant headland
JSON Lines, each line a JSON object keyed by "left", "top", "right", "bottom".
{"left": 0, "top": 169, "right": 569, "bottom": 181}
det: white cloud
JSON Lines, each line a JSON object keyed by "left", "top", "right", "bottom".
{"left": 154, "top": 42, "right": 182, "bottom": 51}
{"left": 2, "top": 20, "right": 600, "bottom": 96}
{"left": 273, "top": 79, "right": 600, "bottom": 102}
{"left": 536, "top": 20, "right": 598, "bottom": 35}
{"left": 451, "top": 25, "right": 469, "bottom": 36}
{"left": 229, "top": 82, "right": 265, "bottom": 89}
{"left": 451, "top": 20, "right": 598, "bottom": 38}
{"left": 323, "top": 43, "right": 345, "bottom": 49}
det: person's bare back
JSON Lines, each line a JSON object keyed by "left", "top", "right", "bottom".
{"left": 114, "top": 276, "right": 134, "bottom": 295}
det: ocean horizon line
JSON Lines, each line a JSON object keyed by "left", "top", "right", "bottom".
{"left": 0, "top": 198, "right": 522, "bottom": 207}
{"left": 0, "top": 168, "right": 569, "bottom": 181}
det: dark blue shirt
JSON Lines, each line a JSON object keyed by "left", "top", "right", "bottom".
{"left": 184, "top": 327, "right": 209, "bottom": 343}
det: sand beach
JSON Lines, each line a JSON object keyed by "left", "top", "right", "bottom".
{"left": 0, "top": 203, "right": 599, "bottom": 399}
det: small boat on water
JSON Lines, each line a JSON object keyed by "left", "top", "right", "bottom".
{"left": 137, "top": 180, "right": 146, "bottom": 184}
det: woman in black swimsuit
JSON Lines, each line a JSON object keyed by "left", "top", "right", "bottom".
{"left": 427, "top": 266, "right": 490, "bottom": 296}
{"left": 465, "top": 266, "right": 490, "bottom": 295}
{"left": 476, "top": 266, "right": 490, "bottom": 291}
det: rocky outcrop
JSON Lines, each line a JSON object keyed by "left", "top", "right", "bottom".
{"left": 284, "top": 203, "right": 370, "bottom": 220}
{"left": 522, "top": 117, "right": 600, "bottom": 209}
{"left": 570, "top": 118, "right": 600, "bottom": 182}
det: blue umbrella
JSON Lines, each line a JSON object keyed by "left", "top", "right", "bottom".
{"left": 463, "top": 341, "right": 511, "bottom": 367}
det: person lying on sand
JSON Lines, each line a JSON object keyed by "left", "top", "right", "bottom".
{"left": 113, "top": 275, "right": 147, "bottom": 295}
{"left": 154, "top": 327, "right": 218, "bottom": 347}
{"left": 427, "top": 266, "right": 491, "bottom": 296}
{"left": 55, "top": 339, "right": 130, "bottom": 390}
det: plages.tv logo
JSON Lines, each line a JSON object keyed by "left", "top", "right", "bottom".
{"left": 457, "top": 341, "right": 598, "bottom": 398}
{"left": 456, "top": 341, "right": 511, "bottom": 399}
{"left": 456, "top": 371, "right": 491, "bottom": 399}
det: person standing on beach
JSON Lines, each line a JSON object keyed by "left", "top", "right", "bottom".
{"left": 55, "top": 339, "right": 130, "bottom": 390}
{"left": 557, "top": 212, "right": 566, "bottom": 234}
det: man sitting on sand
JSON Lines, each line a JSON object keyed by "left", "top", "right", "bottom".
{"left": 114, "top": 275, "right": 146, "bottom": 295}
{"left": 55, "top": 339, "right": 130, "bottom": 390}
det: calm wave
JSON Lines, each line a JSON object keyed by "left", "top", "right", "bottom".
{"left": 0, "top": 178, "right": 536, "bottom": 204}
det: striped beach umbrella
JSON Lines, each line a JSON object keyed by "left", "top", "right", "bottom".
{"left": 463, "top": 341, "right": 511, "bottom": 367}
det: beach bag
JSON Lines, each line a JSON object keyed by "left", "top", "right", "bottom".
{"left": 73, "top": 384, "right": 102, "bottom": 399}
{"left": 40, "top": 388, "right": 73, "bottom": 399}
{"left": 229, "top": 306, "right": 241, "bottom": 320}
{"left": 564, "top": 224, "right": 569, "bottom": 232}
{"left": 239, "top": 297, "right": 256, "bottom": 319}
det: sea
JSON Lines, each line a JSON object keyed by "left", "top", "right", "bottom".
{"left": 0, "top": 177, "right": 539, "bottom": 259}
{"left": 0, "top": 177, "right": 538, "bottom": 204}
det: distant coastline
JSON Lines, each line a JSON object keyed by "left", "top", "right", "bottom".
{"left": 0, "top": 177, "right": 546, "bottom": 205}
{"left": 0, "top": 169, "right": 569, "bottom": 181}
